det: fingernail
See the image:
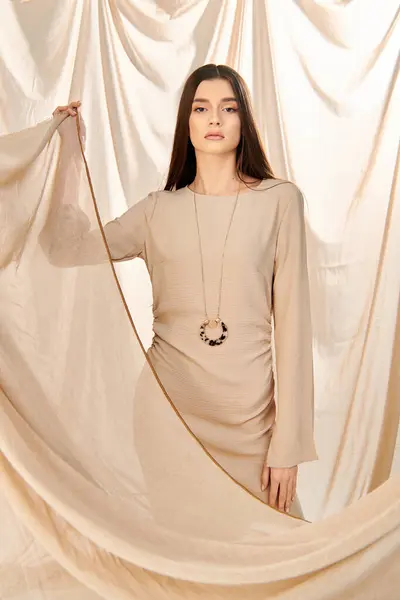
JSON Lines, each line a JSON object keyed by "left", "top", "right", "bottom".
{"left": 261, "top": 484, "right": 266, "bottom": 492}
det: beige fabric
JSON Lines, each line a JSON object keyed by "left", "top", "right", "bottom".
{"left": 49, "top": 167, "right": 318, "bottom": 476}
{"left": 1, "top": 1, "right": 400, "bottom": 598}
{"left": 0, "top": 102, "right": 400, "bottom": 600}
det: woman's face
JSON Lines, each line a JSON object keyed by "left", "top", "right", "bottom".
{"left": 188, "top": 78, "right": 241, "bottom": 156}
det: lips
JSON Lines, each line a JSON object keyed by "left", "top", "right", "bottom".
{"left": 205, "top": 132, "right": 224, "bottom": 140}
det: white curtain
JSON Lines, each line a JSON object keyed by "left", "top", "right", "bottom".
{"left": 0, "top": 1, "right": 399, "bottom": 598}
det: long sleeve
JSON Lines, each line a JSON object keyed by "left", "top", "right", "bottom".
{"left": 104, "top": 199, "right": 149, "bottom": 262}
{"left": 44, "top": 195, "right": 153, "bottom": 267}
{"left": 40, "top": 115, "right": 155, "bottom": 267}
{"left": 267, "top": 183, "right": 318, "bottom": 468}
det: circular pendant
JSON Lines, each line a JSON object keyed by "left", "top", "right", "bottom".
{"left": 200, "top": 319, "right": 228, "bottom": 346}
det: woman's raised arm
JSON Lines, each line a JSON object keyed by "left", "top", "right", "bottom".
{"left": 41, "top": 104, "right": 152, "bottom": 267}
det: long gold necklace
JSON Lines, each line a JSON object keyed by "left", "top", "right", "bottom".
{"left": 193, "top": 183, "right": 241, "bottom": 347}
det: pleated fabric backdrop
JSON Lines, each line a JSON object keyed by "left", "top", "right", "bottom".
{"left": 0, "top": 1, "right": 399, "bottom": 599}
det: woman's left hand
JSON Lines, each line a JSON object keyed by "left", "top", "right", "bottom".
{"left": 261, "top": 464, "right": 298, "bottom": 513}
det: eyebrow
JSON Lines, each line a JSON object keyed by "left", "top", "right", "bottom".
{"left": 192, "top": 97, "right": 238, "bottom": 103}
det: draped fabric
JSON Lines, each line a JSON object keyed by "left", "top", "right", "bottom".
{"left": 1, "top": 1, "right": 400, "bottom": 599}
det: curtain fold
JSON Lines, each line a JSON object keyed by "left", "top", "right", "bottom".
{"left": 1, "top": 1, "right": 399, "bottom": 598}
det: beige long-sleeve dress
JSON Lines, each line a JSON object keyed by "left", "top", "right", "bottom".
{"left": 55, "top": 178, "right": 318, "bottom": 502}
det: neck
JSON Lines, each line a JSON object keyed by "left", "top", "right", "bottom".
{"left": 191, "top": 152, "right": 240, "bottom": 195}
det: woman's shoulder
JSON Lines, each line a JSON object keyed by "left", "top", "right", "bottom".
{"left": 259, "top": 178, "right": 305, "bottom": 211}
{"left": 136, "top": 187, "right": 184, "bottom": 208}
{"left": 258, "top": 177, "right": 303, "bottom": 196}
{"left": 146, "top": 187, "right": 188, "bottom": 202}
{"left": 254, "top": 179, "right": 306, "bottom": 226}
{"left": 135, "top": 187, "right": 187, "bottom": 223}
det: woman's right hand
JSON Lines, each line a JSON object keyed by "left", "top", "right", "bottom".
{"left": 53, "top": 101, "right": 81, "bottom": 118}
{"left": 52, "top": 101, "right": 85, "bottom": 145}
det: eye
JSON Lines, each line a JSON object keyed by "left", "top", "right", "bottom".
{"left": 223, "top": 107, "right": 238, "bottom": 113}
{"left": 194, "top": 107, "right": 206, "bottom": 113}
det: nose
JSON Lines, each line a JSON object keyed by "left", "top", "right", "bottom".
{"left": 209, "top": 113, "right": 221, "bottom": 126}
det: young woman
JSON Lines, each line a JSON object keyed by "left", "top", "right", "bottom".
{"left": 53, "top": 64, "right": 317, "bottom": 515}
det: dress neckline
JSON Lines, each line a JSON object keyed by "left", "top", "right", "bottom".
{"left": 185, "top": 179, "right": 268, "bottom": 198}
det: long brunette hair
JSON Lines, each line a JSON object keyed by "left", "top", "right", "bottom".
{"left": 164, "top": 64, "right": 274, "bottom": 191}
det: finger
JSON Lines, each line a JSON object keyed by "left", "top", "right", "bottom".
{"left": 261, "top": 465, "right": 269, "bottom": 492}
{"left": 53, "top": 106, "right": 70, "bottom": 117}
{"left": 285, "top": 478, "right": 294, "bottom": 513}
{"left": 291, "top": 478, "right": 296, "bottom": 510}
{"left": 291, "top": 470, "right": 297, "bottom": 501}
{"left": 278, "top": 479, "right": 288, "bottom": 512}
{"left": 269, "top": 479, "right": 279, "bottom": 508}
{"left": 53, "top": 103, "right": 80, "bottom": 117}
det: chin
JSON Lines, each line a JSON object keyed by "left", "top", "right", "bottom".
{"left": 198, "top": 142, "right": 237, "bottom": 155}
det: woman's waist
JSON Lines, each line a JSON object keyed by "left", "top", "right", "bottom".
{"left": 147, "top": 332, "right": 274, "bottom": 402}
{"left": 152, "top": 313, "right": 272, "bottom": 339}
